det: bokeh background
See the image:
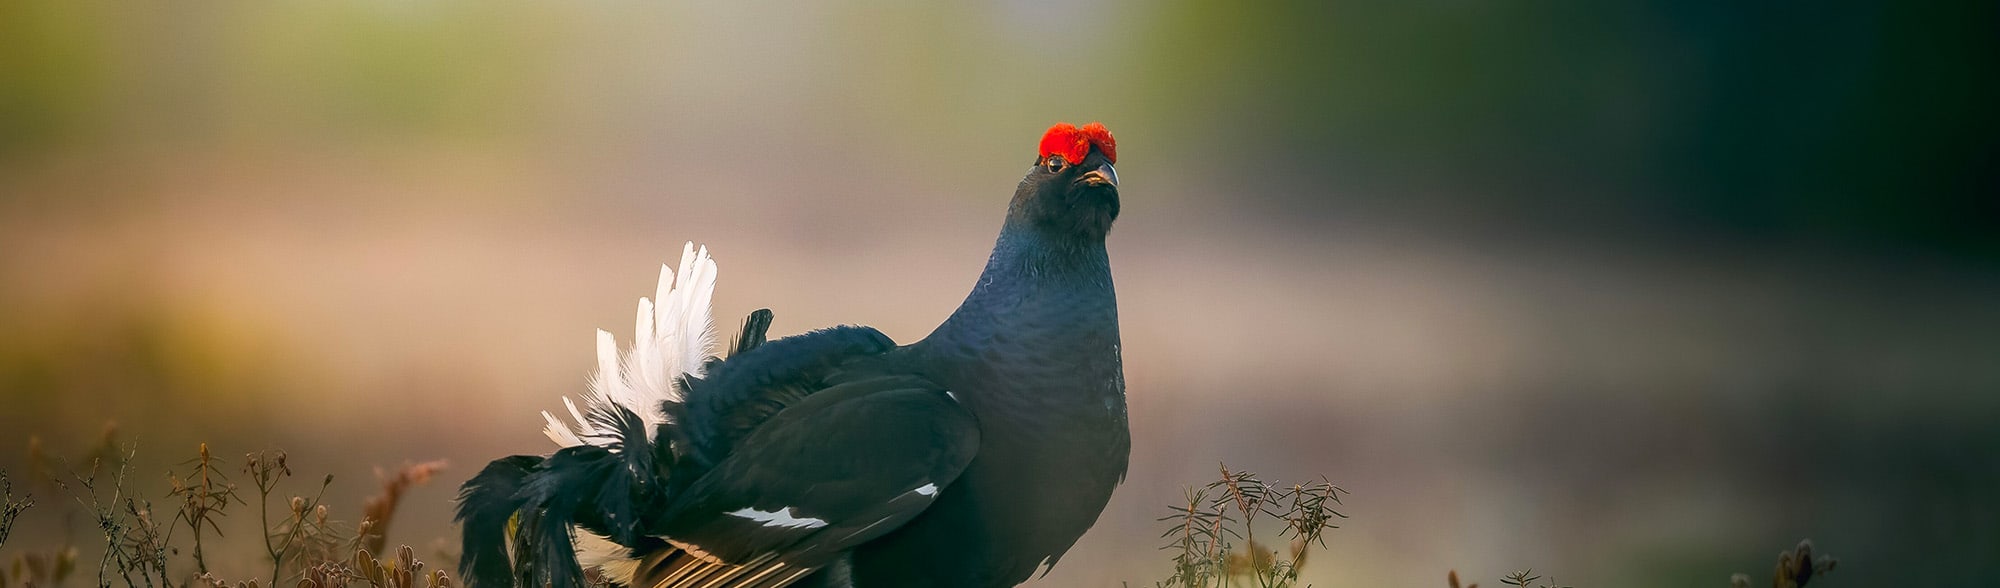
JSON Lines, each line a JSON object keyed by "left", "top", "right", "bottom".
{"left": 3, "top": 1, "right": 1996, "bottom": 586}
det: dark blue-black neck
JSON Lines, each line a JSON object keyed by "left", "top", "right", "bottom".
{"left": 921, "top": 219, "right": 1117, "bottom": 354}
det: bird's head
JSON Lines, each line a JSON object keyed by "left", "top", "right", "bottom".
{"left": 1007, "top": 122, "right": 1120, "bottom": 241}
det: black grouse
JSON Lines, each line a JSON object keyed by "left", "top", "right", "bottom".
{"left": 457, "top": 122, "right": 1128, "bottom": 588}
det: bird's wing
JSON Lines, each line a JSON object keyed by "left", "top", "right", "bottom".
{"left": 632, "top": 375, "right": 980, "bottom": 588}
{"left": 666, "top": 323, "right": 902, "bottom": 468}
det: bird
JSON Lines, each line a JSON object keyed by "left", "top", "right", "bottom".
{"left": 457, "top": 121, "right": 1128, "bottom": 588}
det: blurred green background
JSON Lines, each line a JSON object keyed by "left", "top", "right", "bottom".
{"left": 2, "top": 0, "right": 1996, "bottom": 585}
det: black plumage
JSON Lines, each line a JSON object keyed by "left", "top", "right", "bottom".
{"left": 458, "top": 123, "right": 1128, "bottom": 588}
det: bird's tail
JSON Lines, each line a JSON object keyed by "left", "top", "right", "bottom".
{"left": 544, "top": 242, "right": 718, "bottom": 448}
{"left": 513, "top": 406, "right": 664, "bottom": 588}
{"left": 456, "top": 455, "right": 541, "bottom": 587}
{"left": 458, "top": 243, "right": 719, "bottom": 588}
{"left": 458, "top": 406, "right": 670, "bottom": 588}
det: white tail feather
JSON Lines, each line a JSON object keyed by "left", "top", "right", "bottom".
{"left": 542, "top": 242, "right": 719, "bottom": 449}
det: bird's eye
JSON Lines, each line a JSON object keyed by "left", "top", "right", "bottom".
{"left": 1044, "top": 156, "right": 1067, "bottom": 173}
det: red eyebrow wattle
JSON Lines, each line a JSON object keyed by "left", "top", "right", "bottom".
{"left": 1038, "top": 122, "right": 1117, "bottom": 165}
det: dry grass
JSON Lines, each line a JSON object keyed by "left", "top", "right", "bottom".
{"left": 0, "top": 435, "right": 449, "bottom": 588}
{"left": 6, "top": 440, "right": 1844, "bottom": 588}
{"left": 1143, "top": 465, "right": 1840, "bottom": 588}
{"left": 1731, "top": 540, "right": 1838, "bottom": 588}
{"left": 1438, "top": 539, "right": 1837, "bottom": 588}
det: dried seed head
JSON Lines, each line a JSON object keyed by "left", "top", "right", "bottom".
{"left": 290, "top": 496, "right": 306, "bottom": 514}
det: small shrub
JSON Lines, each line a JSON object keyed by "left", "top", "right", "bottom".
{"left": 0, "top": 471, "right": 31, "bottom": 549}
{"left": 1149, "top": 463, "right": 1348, "bottom": 588}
